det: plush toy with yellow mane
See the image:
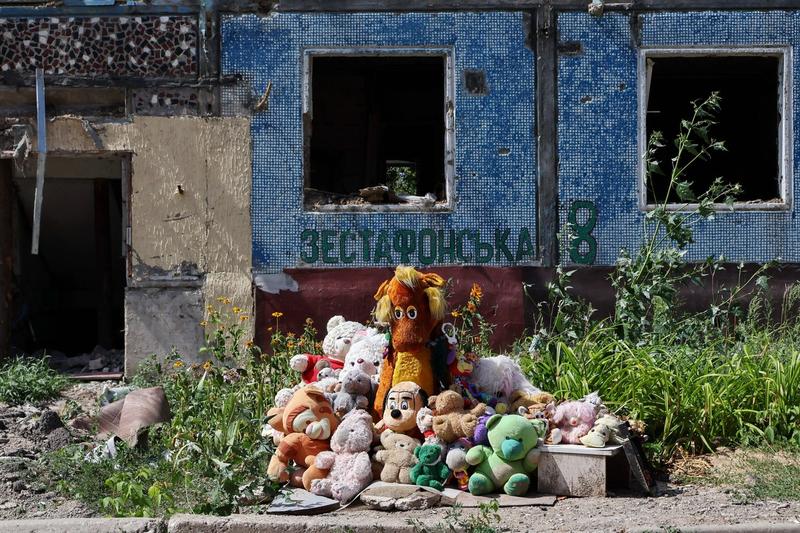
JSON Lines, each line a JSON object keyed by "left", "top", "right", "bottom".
{"left": 373, "top": 265, "right": 450, "bottom": 417}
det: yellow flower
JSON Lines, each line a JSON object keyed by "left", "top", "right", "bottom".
{"left": 246, "top": 340, "right": 254, "bottom": 349}
{"left": 287, "top": 341, "right": 295, "bottom": 349}
{"left": 305, "top": 318, "right": 314, "bottom": 325}
{"left": 202, "top": 360, "right": 212, "bottom": 371}
{"left": 206, "top": 304, "right": 214, "bottom": 312}
{"left": 287, "top": 332, "right": 296, "bottom": 339}
{"left": 240, "top": 315, "right": 249, "bottom": 322}
{"left": 451, "top": 310, "right": 460, "bottom": 317}
{"left": 470, "top": 283, "right": 483, "bottom": 301}
{"left": 173, "top": 360, "right": 184, "bottom": 369}
{"left": 232, "top": 306, "right": 242, "bottom": 314}
{"left": 216, "top": 296, "right": 227, "bottom": 303}
{"left": 199, "top": 320, "right": 208, "bottom": 327}
{"left": 272, "top": 311, "right": 284, "bottom": 318}
{"left": 267, "top": 326, "right": 273, "bottom": 332}
{"left": 467, "top": 302, "right": 477, "bottom": 313}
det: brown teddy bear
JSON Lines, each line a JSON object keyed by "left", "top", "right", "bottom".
{"left": 266, "top": 387, "right": 339, "bottom": 490}
{"left": 509, "top": 390, "right": 555, "bottom": 413}
{"left": 373, "top": 430, "right": 420, "bottom": 484}
{"left": 428, "top": 390, "right": 486, "bottom": 443}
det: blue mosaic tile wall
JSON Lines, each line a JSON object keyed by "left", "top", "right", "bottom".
{"left": 222, "top": 12, "right": 537, "bottom": 274}
{"left": 558, "top": 11, "right": 799, "bottom": 265}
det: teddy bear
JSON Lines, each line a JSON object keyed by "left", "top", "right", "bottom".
{"left": 516, "top": 401, "right": 562, "bottom": 445}
{"left": 327, "top": 368, "right": 373, "bottom": 418}
{"left": 471, "top": 406, "right": 496, "bottom": 446}
{"left": 410, "top": 443, "right": 450, "bottom": 491}
{"left": 580, "top": 413, "right": 623, "bottom": 448}
{"left": 373, "top": 430, "right": 420, "bottom": 484}
{"left": 509, "top": 390, "right": 555, "bottom": 413}
{"left": 552, "top": 399, "right": 598, "bottom": 444}
{"left": 340, "top": 330, "right": 387, "bottom": 384}
{"left": 428, "top": 390, "right": 487, "bottom": 443}
{"left": 416, "top": 406, "right": 435, "bottom": 442}
{"left": 444, "top": 437, "right": 473, "bottom": 491}
{"left": 469, "top": 355, "right": 541, "bottom": 403}
{"left": 266, "top": 387, "right": 339, "bottom": 490}
{"left": 376, "top": 381, "right": 428, "bottom": 438}
{"left": 290, "top": 316, "right": 368, "bottom": 384}
{"left": 310, "top": 409, "right": 374, "bottom": 503}
{"left": 466, "top": 414, "right": 547, "bottom": 496}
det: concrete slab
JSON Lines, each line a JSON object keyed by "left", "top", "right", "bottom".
{"left": 124, "top": 287, "right": 204, "bottom": 375}
{"left": 0, "top": 518, "right": 162, "bottom": 533}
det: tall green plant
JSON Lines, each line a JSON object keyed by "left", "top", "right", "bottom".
{"left": 613, "top": 92, "right": 742, "bottom": 344}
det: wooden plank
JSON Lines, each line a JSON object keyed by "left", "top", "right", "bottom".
{"left": 535, "top": 5, "right": 559, "bottom": 266}
{"left": 31, "top": 68, "right": 46, "bottom": 255}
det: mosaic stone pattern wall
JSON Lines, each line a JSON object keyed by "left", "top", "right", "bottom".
{"left": 0, "top": 16, "right": 198, "bottom": 78}
{"left": 558, "top": 11, "right": 799, "bottom": 265}
{"left": 222, "top": 12, "right": 537, "bottom": 274}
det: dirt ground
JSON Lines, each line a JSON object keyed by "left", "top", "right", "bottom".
{"left": 327, "top": 484, "right": 800, "bottom": 532}
{"left": 0, "top": 381, "right": 108, "bottom": 520}
{"left": 1, "top": 381, "right": 799, "bottom": 531}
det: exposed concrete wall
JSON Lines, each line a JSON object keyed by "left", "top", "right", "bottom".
{"left": 44, "top": 116, "right": 253, "bottom": 374}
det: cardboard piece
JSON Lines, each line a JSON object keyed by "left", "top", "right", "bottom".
{"left": 97, "top": 386, "right": 171, "bottom": 446}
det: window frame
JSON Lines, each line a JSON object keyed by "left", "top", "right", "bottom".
{"left": 637, "top": 46, "right": 793, "bottom": 212}
{"left": 301, "top": 46, "right": 456, "bottom": 213}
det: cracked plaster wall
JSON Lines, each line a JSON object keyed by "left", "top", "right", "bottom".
{"left": 43, "top": 116, "right": 253, "bottom": 374}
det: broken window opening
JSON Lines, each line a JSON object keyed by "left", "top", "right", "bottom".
{"left": 304, "top": 54, "right": 449, "bottom": 211}
{"left": 643, "top": 52, "right": 788, "bottom": 208}
{"left": 386, "top": 161, "right": 417, "bottom": 196}
{"left": 0, "top": 156, "right": 128, "bottom": 373}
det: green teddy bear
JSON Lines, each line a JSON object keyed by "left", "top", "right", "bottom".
{"left": 409, "top": 444, "right": 450, "bottom": 491}
{"left": 465, "top": 414, "right": 547, "bottom": 496}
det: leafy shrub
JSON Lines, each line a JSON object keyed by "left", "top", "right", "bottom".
{"left": 0, "top": 356, "right": 69, "bottom": 405}
{"left": 519, "top": 93, "right": 800, "bottom": 460}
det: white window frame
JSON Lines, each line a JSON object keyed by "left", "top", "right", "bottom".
{"left": 638, "top": 46, "right": 793, "bottom": 212}
{"left": 301, "top": 47, "right": 456, "bottom": 213}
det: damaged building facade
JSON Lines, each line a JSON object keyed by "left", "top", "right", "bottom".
{"left": 1, "top": 0, "right": 800, "bottom": 372}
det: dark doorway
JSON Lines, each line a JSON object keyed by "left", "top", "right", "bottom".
{"left": 1, "top": 156, "right": 127, "bottom": 365}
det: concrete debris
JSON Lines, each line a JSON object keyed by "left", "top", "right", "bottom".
{"left": 49, "top": 345, "right": 124, "bottom": 374}
{"left": 37, "top": 410, "right": 65, "bottom": 435}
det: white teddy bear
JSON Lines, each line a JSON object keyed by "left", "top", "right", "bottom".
{"left": 288, "top": 315, "right": 369, "bottom": 384}
{"left": 274, "top": 316, "right": 370, "bottom": 406}
{"left": 340, "top": 330, "right": 387, "bottom": 385}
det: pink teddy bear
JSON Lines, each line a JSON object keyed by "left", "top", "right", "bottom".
{"left": 310, "top": 409, "right": 374, "bottom": 503}
{"left": 552, "top": 400, "right": 597, "bottom": 444}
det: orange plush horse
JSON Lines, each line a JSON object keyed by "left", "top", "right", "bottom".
{"left": 373, "top": 266, "right": 449, "bottom": 417}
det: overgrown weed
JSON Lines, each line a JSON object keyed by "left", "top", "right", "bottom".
{"left": 43, "top": 303, "right": 303, "bottom": 517}
{"left": 0, "top": 356, "right": 69, "bottom": 405}
{"left": 517, "top": 94, "right": 800, "bottom": 462}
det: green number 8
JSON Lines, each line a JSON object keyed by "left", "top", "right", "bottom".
{"left": 567, "top": 200, "right": 597, "bottom": 265}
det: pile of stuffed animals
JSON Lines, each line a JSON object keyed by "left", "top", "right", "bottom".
{"left": 265, "top": 266, "right": 627, "bottom": 504}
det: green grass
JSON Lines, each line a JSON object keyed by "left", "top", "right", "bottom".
{"left": 0, "top": 356, "right": 70, "bottom": 405}
{"left": 517, "top": 321, "right": 800, "bottom": 461}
